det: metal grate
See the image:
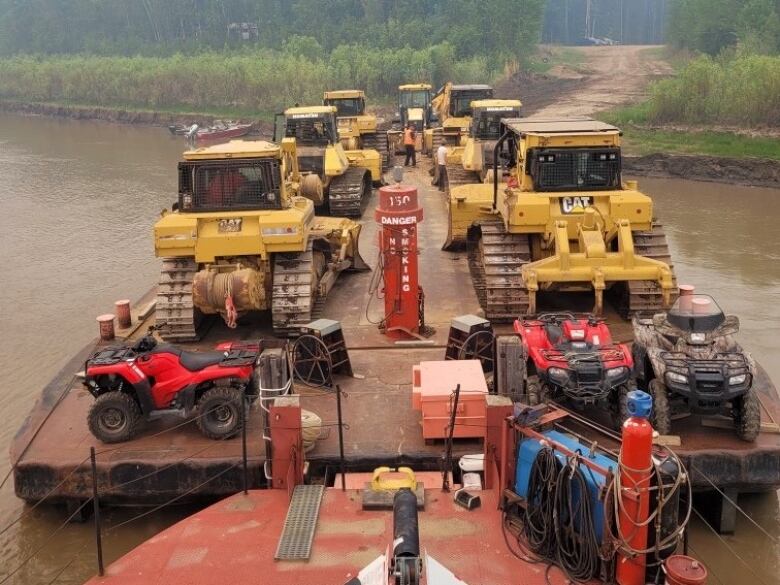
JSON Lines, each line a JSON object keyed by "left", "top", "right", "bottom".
{"left": 178, "top": 159, "right": 282, "bottom": 212}
{"left": 530, "top": 148, "right": 621, "bottom": 192}
{"left": 275, "top": 484, "right": 325, "bottom": 560}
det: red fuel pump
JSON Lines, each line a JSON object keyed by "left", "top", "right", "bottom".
{"left": 374, "top": 184, "right": 424, "bottom": 339}
{"left": 616, "top": 390, "right": 654, "bottom": 585}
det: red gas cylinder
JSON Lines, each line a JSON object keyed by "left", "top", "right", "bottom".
{"left": 616, "top": 390, "right": 654, "bottom": 585}
{"left": 374, "top": 184, "right": 424, "bottom": 339}
{"left": 664, "top": 555, "right": 708, "bottom": 585}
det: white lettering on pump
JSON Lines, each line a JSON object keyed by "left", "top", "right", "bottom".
{"left": 381, "top": 216, "right": 417, "bottom": 225}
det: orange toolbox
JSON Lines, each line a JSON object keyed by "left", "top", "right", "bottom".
{"left": 412, "top": 360, "right": 488, "bottom": 440}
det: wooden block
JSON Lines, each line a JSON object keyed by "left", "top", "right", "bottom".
{"left": 496, "top": 335, "right": 525, "bottom": 401}
{"left": 654, "top": 434, "right": 681, "bottom": 447}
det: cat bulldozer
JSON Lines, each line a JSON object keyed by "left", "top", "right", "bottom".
{"left": 444, "top": 117, "right": 676, "bottom": 320}
{"left": 274, "top": 105, "right": 381, "bottom": 217}
{"left": 388, "top": 83, "right": 434, "bottom": 154}
{"left": 444, "top": 99, "right": 522, "bottom": 190}
{"left": 322, "top": 90, "right": 392, "bottom": 171}
{"left": 427, "top": 82, "right": 494, "bottom": 152}
{"left": 153, "top": 138, "right": 367, "bottom": 341}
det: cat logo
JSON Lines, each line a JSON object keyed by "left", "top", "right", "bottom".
{"left": 560, "top": 196, "right": 594, "bottom": 214}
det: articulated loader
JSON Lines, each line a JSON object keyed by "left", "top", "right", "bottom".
{"left": 444, "top": 99, "right": 523, "bottom": 189}
{"left": 428, "top": 83, "right": 494, "bottom": 152}
{"left": 153, "top": 138, "right": 366, "bottom": 341}
{"left": 322, "top": 90, "right": 392, "bottom": 171}
{"left": 388, "top": 83, "right": 434, "bottom": 154}
{"left": 275, "top": 105, "right": 381, "bottom": 217}
{"left": 444, "top": 117, "right": 676, "bottom": 320}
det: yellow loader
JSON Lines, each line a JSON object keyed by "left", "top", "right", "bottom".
{"left": 154, "top": 138, "right": 366, "bottom": 341}
{"left": 444, "top": 117, "right": 676, "bottom": 320}
{"left": 388, "top": 83, "right": 434, "bottom": 154}
{"left": 427, "top": 82, "right": 494, "bottom": 152}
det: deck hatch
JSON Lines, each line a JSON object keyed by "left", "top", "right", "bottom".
{"left": 274, "top": 484, "right": 325, "bottom": 560}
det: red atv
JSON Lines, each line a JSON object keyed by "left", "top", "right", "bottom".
{"left": 514, "top": 312, "right": 634, "bottom": 427}
{"left": 84, "top": 327, "right": 261, "bottom": 443}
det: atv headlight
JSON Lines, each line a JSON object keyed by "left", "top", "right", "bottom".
{"left": 689, "top": 332, "right": 706, "bottom": 344}
{"left": 548, "top": 367, "right": 569, "bottom": 384}
{"left": 729, "top": 374, "right": 747, "bottom": 385}
{"left": 666, "top": 371, "right": 688, "bottom": 385}
{"left": 606, "top": 366, "right": 628, "bottom": 380}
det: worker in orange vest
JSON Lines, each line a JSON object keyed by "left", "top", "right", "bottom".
{"left": 403, "top": 124, "right": 416, "bottom": 167}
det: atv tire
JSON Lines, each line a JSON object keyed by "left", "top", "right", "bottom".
{"left": 648, "top": 379, "right": 672, "bottom": 435}
{"left": 197, "top": 386, "right": 244, "bottom": 440}
{"left": 613, "top": 384, "right": 633, "bottom": 431}
{"left": 733, "top": 388, "right": 761, "bottom": 442}
{"left": 88, "top": 391, "right": 142, "bottom": 444}
{"left": 527, "top": 376, "right": 549, "bottom": 406}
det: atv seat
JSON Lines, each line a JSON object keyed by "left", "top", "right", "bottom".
{"left": 545, "top": 324, "right": 564, "bottom": 346}
{"left": 180, "top": 351, "right": 226, "bottom": 371}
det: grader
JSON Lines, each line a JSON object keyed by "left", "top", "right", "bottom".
{"left": 444, "top": 99, "right": 523, "bottom": 189}
{"left": 153, "top": 138, "right": 366, "bottom": 341}
{"left": 275, "top": 105, "right": 381, "bottom": 217}
{"left": 444, "top": 117, "right": 676, "bottom": 320}
{"left": 323, "top": 90, "right": 392, "bottom": 171}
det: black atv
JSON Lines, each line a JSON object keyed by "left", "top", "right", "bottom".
{"left": 631, "top": 294, "right": 760, "bottom": 441}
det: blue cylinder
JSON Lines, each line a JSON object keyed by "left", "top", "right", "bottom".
{"left": 627, "top": 390, "right": 652, "bottom": 419}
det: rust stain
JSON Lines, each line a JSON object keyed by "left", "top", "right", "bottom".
{"left": 317, "top": 518, "right": 385, "bottom": 536}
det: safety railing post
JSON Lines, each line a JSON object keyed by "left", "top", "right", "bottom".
{"left": 90, "top": 447, "right": 104, "bottom": 577}
{"left": 336, "top": 384, "right": 346, "bottom": 491}
{"left": 241, "top": 398, "right": 248, "bottom": 495}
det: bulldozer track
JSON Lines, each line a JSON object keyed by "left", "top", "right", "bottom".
{"left": 469, "top": 220, "right": 531, "bottom": 322}
{"left": 328, "top": 167, "right": 370, "bottom": 218}
{"left": 156, "top": 257, "right": 201, "bottom": 342}
{"left": 271, "top": 241, "right": 324, "bottom": 337}
{"left": 362, "top": 132, "right": 392, "bottom": 172}
{"left": 616, "top": 222, "right": 678, "bottom": 317}
{"left": 445, "top": 164, "right": 480, "bottom": 195}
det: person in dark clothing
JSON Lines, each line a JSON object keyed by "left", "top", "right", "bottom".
{"left": 403, "top": 124, "right": 417, "bottom": 167}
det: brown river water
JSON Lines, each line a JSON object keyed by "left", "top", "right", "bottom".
{"left": 0, "top": 113, "right": 778, "bottom": 584}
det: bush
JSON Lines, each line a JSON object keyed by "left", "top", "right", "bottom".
{"left": 646, "top": 53, "right": 780, "bottom": 127}
{"left": 0, "top": 45, "right": 503, "bottom": 112}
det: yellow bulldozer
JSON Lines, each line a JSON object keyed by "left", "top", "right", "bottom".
{"left": 428, "top": 82, "right": 494, "bottom": 152}
{"left": 388, "top": 83, "right": 434, "bottom": 154}
{"left": 274, "top": 105, "right": 381, "bottom": 217}
{"left": 153, "top": 138, "right": 366, "bottom": 341}
{"left": 444, "top": 117, "right": 676, "bottom": 320}
{"left": 444, "top": 99, "right": 523, "bottom": 189}
{"left": 322, "top": 89, "right": 392, "bottom": 171}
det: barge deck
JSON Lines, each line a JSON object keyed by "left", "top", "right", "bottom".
{"left": 10, "top": 166, "right": 780, "bottom": 528}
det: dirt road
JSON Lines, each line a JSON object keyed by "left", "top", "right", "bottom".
{"left": 500, "top": 45, "right": 672, "bottom": 117}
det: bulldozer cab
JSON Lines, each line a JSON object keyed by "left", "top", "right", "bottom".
{"left": 470, "top": 100, "right": 522, "bottom": 140}
{"left": 177, "top": 141, "right": 285, "bottom": 213}
{"left": 446, "top": 84, "right": 493, "bottom": 118}
{"left": 323, "top": 90, "right": 366, "bottom": 117}
{"left": 496, "top": 117, "right": 623, "bottom": 194}
{"left": 276, "top": 106, "right": 339, "bottom": 147}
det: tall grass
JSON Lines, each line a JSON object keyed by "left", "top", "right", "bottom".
{"left": 647, "top": 53, "right": 780, "bottom": 126}
{"left": 0, "top": 45, "right": 499, "bottom": 112}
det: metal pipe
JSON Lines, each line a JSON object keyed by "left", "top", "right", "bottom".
{"left": 241, "top": 398, "right": 248, "bottom": 495}
{"left": 336, "top": 384, "right": 346, "bottom": 491}
{"left": 90, "top": 447, "right": 104, "bottom": 576}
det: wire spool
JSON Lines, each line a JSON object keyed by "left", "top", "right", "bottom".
{"left": 301, "top": 409, "right": 322, "bottom": 453}
{"left": 292, "top": 334, "right": 333, "bottom": 388}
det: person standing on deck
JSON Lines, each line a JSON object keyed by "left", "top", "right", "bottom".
{"left": 403, "top": 124, "right": 416, "bottom": 167}
{"left": 432, "top": 143, "right": 448, "bottom": 191}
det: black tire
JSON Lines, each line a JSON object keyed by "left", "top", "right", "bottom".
{"left": 88, "top": 391, "right": 142, "bottom": 444}
{"left": 648, "top": 379, "right": 672, "bottom": 435}
{"left": 197, "top": 386, "right": 244, "bottom": 440}
{"left": 733, "top": 388, "right": 761, "bottom": 442}
{"left": 613, "top": 384, "right": 632, "bottom": 431}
